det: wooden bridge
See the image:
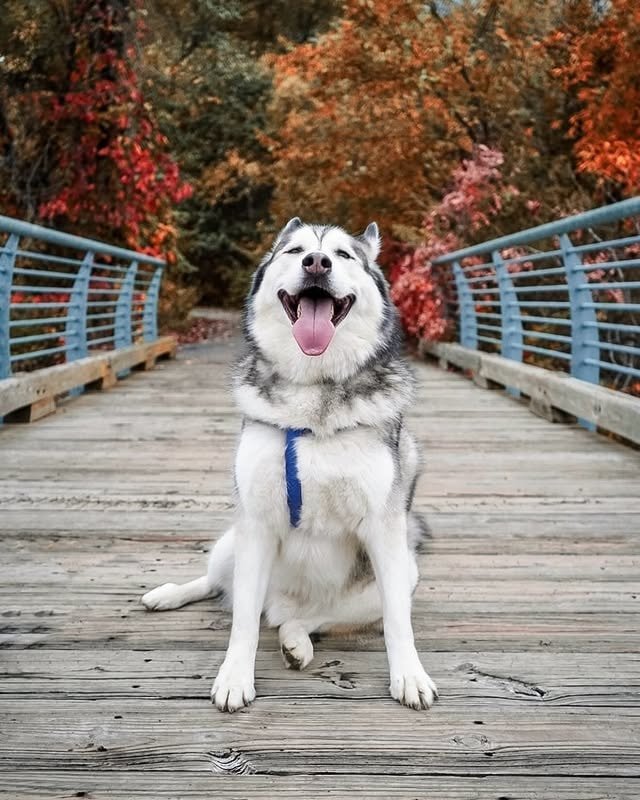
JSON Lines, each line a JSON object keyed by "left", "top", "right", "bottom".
{"left": 1, "top": 205, "right": 639, "bottom": 798}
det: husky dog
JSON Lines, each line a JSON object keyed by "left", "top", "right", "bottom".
{"left": 142, "top": 218, "right": 438, "bottom": 712}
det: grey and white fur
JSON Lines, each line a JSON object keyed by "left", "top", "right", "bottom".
{"left": 142, "top": 218, "right": 438, "bottom": 712}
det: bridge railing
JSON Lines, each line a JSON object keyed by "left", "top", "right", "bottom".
{"left": 424, "top": 198, "right": 640, "bottom": 444}
{"left": 0, "top": 215, "right": 176, "bottom": 422}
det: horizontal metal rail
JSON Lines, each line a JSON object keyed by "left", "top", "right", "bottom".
{"left": 0, "top": 215, "right": 164, "bottom": 266}
{"left": 0, "top": 215, "right": 167, "bottom": 393}
{"left": 434, "top": 197, "right": 640, "bottom": 263}
{"left": 433, "top": 198, "right": 640, "bottom": 426}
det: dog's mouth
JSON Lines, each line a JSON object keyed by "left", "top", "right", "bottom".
{"left": 278, "top": 287, "right": 355, "bottom": 356}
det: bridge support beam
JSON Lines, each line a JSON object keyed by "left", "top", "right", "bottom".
{"left": 0, "top": 337, "right": 177, "bottom": 422}
{"left": 421, "top": 340, "right": 640, "bottom": 446}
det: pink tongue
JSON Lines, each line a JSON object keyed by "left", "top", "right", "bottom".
{"left": 292, "top": 296, "right": 335, "bottom": 355}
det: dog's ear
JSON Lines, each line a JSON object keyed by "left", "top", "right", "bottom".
{"left": 276, "top": 217, "right": 303, "bottom": 244}
{"left": 253, "top": 217, "right": 304, "bottom": 284}
{"left": 359, "top": 222, "right": 381, "bottom": 261}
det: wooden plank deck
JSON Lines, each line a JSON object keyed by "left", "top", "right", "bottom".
{"left": 1, "top": 337, "right": 639, "bottom": 799}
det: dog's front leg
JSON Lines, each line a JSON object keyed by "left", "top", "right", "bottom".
{"left": 211, "top": 518, "right": 277, "bottom": 712}
{"left": 365, "top": 511, "right": 438, "bottom": 710}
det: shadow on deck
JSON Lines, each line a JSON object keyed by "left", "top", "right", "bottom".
{"left": 1, "top": 338, "right": 639, "bottom": 799}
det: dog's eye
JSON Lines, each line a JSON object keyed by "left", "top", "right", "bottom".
{"left": 285, "top": 246, "right": 303, "bottom": 255}
{"left": 336, "top": 249, "right": 353, "bottom": 260}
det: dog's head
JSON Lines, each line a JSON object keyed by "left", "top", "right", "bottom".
{"left": 245, "top": 218, "right": 401, "bottom": 382}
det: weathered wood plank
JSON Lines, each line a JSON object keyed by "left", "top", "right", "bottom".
{"left": 3, "top": 604, "right": 640, "bottom": 653}
{"left": 2, "top": 698, "right": 640, "bottom": 777}
{"left": 2, "top": 773, "right": 635, "bottom": 800}
{"left": 3, "top": 649, "right": 638, "bottom": 707}
{"left": 3, "top": 545, "right": 639, "bottom": 582}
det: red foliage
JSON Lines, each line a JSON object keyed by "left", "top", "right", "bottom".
{"left": 11, "top": 291, "right": 70, "bottom": 305}
{"left": 37, "top": 3, "right": 191, "bottom": 257}
{"left": 389, "top": 146, "right": 515, "bottom": 340}
{"left": 389, "top": 246, "right": 452, "bottom": 341}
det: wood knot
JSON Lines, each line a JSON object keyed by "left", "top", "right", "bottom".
{"left": 208, "top": 748, "right": 256, "bottom": 775}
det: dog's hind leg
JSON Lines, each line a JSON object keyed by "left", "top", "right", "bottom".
{"left": 317, "top": 579, "right": 385, "bottom": 634}
{"left": 141, "top": 526, "right": 235, "bottom": 611}
{"left": 275, "top": 578, "right": 391, "bottom": 670}
{"left": 278, "top": 621, "right": 315, "bottom": 670}
{"left": 275, "top": 551, "right": 420, "bottom": 670}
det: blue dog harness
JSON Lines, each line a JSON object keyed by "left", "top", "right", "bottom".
{"left": 284, "top": 428, "right": 310, "bottom": 527}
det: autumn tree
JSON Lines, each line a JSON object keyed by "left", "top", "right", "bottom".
{"left": 0, "top": 1, "right": 73, "bottom": 219}
{"left": 0, "top": 0, "right": 342, "bottom": 308}
{"left": 264, "top": 0, "right": 600, "bottom": 244}
{"left": 0, "top": 1, "right": 190, "bottom": 256}
{"left": 558, "top": 0, "right": 640, "bottom": 198}
{"left": 143, "top": 0, "right": 339, "bottom": 305}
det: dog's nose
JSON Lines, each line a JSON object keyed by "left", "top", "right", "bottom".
{"left": 302, "top": 252, "right": 332, "bottom": 275}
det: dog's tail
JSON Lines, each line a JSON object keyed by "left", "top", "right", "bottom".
{"left": 408, "top": 511, "right": 432, "bottom": 553}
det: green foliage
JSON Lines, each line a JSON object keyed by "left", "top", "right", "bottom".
{"left": 143, "top": 0, "right": 339, "bottom": 306}
{"left": 0, "top": 1, "right": 75, "bottom": 218}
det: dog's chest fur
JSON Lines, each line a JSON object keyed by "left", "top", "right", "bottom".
{"left": 232, "top": 353, "right": 413, "bottom": 522}
{"left": 235, "top": 421, "right": 393, "bottom": 602}
{"left": 236, "top": 421, "right": 395, "bottom": 531}
{"left": 231, "top": 351, "right": 416, "bottom": 601}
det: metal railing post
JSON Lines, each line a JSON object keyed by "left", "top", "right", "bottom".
{"left": 115, "top": 260, "right": 137, "bottom": 349}
{"left": 561, "top": 234, "right": 599, "bottom": 384}
{"left": 493, "top": 249, "right": 523, "bottom": 396}
{"left": 65, "top": 251, "right": 93, "bottom": 362}
{"left": 561, "top": 233, "right": 598, "bottom": 430}
{"left": 0, "top": 234, "right": 19, "bottom": 380}
{"left": 143, "top": 266, "right": 163, "bottom": 342}
{"left": 452, "top": 260, "right": 477, "bottom": 348}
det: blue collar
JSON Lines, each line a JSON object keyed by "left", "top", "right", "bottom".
{"left": 284, "top": 428, "right": 310, "bottom": 527}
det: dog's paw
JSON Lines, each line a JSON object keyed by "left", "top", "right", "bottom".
{"left": 390, "top": 667, "right": 438, "bottom": 710}
{"left": 141, "top": 583, "right": 182, "bottom": 611}
{"left": 279, "top": 622, "right": 314, "bottom": 670}
{"left": 211, "top": 662, "right": 256, "bottom": 712}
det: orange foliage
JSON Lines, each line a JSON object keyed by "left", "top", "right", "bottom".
{"left": 560, "top": 0, "right": 640, "bottom": 195}
{"left": 264, "top": 0, "right": 566, "bottom": 237}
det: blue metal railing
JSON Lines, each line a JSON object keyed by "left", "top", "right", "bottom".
{"left": 0, "top": 215, "right": 166, "bottom": 380}
{"left": 434, "top": 198, "right": 640, "bottom": 401}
